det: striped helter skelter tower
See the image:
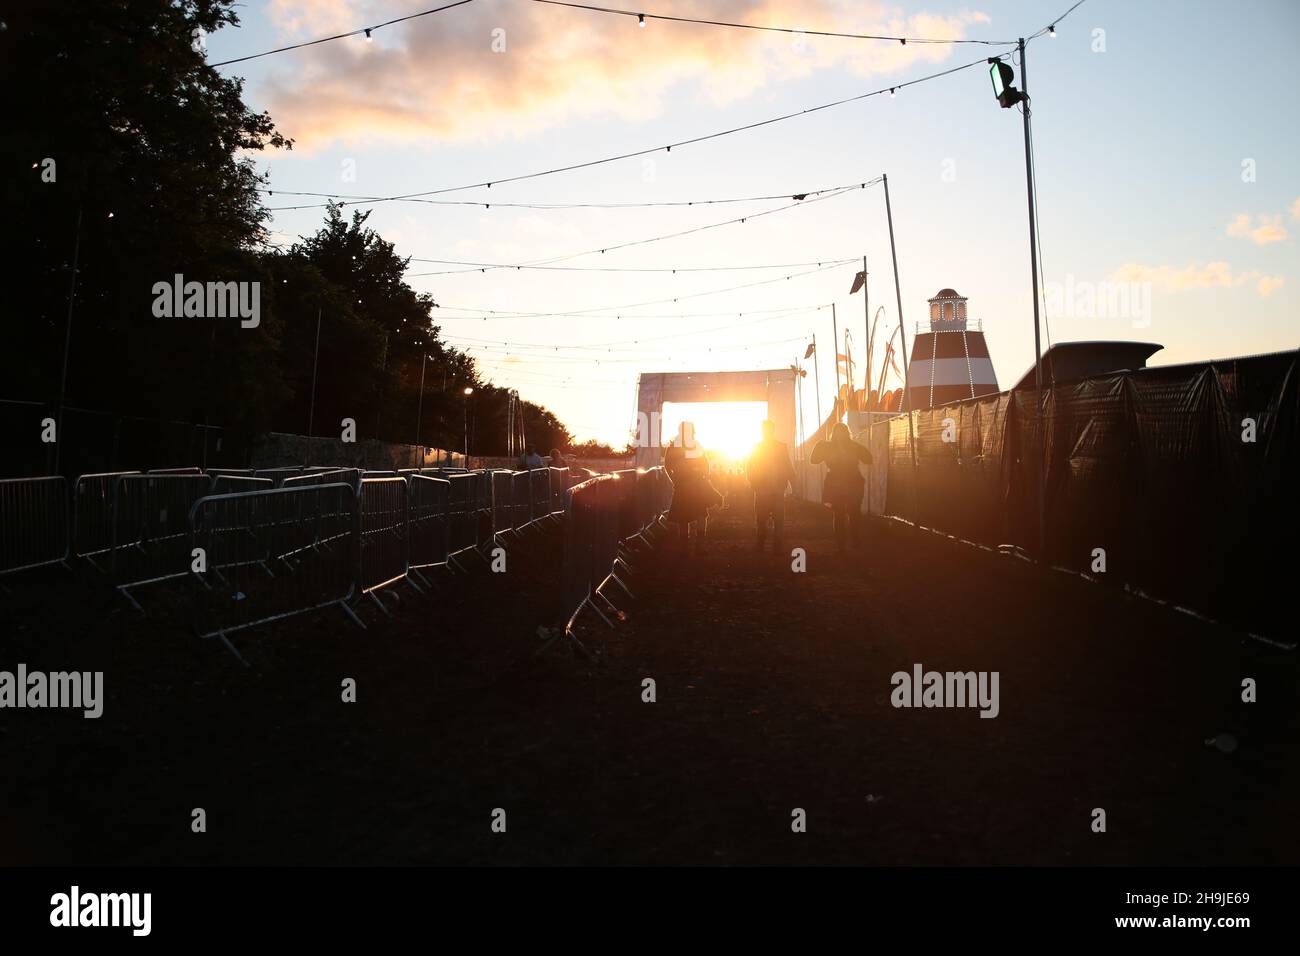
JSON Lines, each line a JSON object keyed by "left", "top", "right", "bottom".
{"left": 907, "top": 289, "right": 999, "bottom": 409}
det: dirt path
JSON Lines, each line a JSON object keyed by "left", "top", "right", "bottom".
{"left": 1, "top": 501, "right": 1295, "bottom": 865}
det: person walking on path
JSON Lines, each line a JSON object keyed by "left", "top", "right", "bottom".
{"left": 809, "top": 422, "right": 872, "bottom": 554}
{"left": 746, "top": 420, "right": 794, "bottom": 552}
{"left": 663, "top": 422, "right": 722, "bottom": 555}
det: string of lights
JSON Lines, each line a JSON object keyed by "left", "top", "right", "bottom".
{"left": 431, "top": 261, "right": 850, "bottom": 319}
{"left": 208, "top": 0, "right": 477, "bottom": 67}
{"left": 406, "top": 257, "right": 856, "bottom": 277}
{"left": 254, "top": 56, "right": 1000, "bottom": 202}
{"left": 530, "top": 0, "right": 1015, "bottom": 44}
{"left": 413, "top": 183, "right": 871, "bottom": 273}
{"left": 208, "top": 0, "right": 1027, "bottom": 70}
{"left": 264, "top": 184, "right": 866, "bottom": 273}
{"left": 233, "top": 1, "right": 1084, "bottom": 209}
{"left": 262, "top": 179, "right": 872, "bottom": 212}
{"left": 437, "top": 300, "right": 832, "bottom": 322}
{"left": 445, "top": 305, "right": 830, "bottom": 352}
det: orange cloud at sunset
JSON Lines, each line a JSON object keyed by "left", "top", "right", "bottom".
{"left": 260, "top": 0, "right": 991, "bottom": 149}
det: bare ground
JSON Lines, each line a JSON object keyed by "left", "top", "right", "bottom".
{"left": 1, "top": 500, "right": 1295, "bottom": 865}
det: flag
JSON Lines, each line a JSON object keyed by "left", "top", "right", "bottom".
{"left": 850, "top": 270, "right": 866, "bottom": 295}
{"left": 803, "top": 342, "right": 815, "bottom": 359}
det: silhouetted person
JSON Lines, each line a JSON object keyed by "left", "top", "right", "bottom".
{"left": 810, "top": 422, "right": 872, "bottom": 553}
{"left": 747, "top": 420, "right": 794, "bottom": 552}
{"left": 518, "top": 446, "right": 544, "bottom": 469}
{"left": 548, "top": 447, "right": 567, "bottom": 469}
{"left": 663, "top": 422, "right": 721, "bottom": 554}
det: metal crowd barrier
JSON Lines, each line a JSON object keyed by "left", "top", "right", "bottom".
{"left": 211, "top": 474, "right": 274, "bottom": 494}
{"left": 356, "top": 476, "right": 416, "bottom": 611}
{"left": 509, "top": 470, "right": 533, "bottom": 529}
{"left": 490, "top": 470, "right": 516, "bottom": 537}
{"left": 554, "top": 468, "right": 670, "bottom": 653}
{"left": 253, "top": 466, "right": 304, "bottom": 486}
{"left": 0, "top": 476, "right": 69, "bottom": 578}
{"left": 110, "top": 473, "right": 215, "bottom": 609}
{"left": 283, "top": 468, "right": 362, "bottom": 492}
{"left": 445, "top": 471, "right": 491, "bottom": 566}
{"left": 73, "top": 470, "right": 139, "bottom": 570}
{"left": 189, "top": 482, "right": 363, "bottom": 661}
{"left": 148, "top": 466, "right": 204, "bottom": 475}
{"left": 548, "top": 467, "right": 570, "bottom": 515}
{"left": 407, "top": 475, "right": 451, "bottom": 579}
{"left": 445, "top": 472, "right": 478, "bottom": 557}
{"left": 529, "top": 468, "right": 554, "bottom": 524}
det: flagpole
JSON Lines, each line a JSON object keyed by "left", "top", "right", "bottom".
{"left": 831, "top": 304, "right": 841, "bottom": 419}
{"left": 812, "top": 333, "right": 823, "bottom": 439}
{"left": 862, "top": 255, "right": 871, "bottom": 409}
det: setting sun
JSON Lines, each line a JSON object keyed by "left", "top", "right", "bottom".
{"left": 659, "top": 401, "right": 770, "bottom": 464}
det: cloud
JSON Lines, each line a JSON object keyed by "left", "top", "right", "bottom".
{"left": 1257, "top": 275, "right": 1286, "bottom": 297}
{"left": 1291, "top": 197, "right": 1300, "bottom": 222}
{"left": 1111, "top": 261, "right": 1285, "bottom": 297}
{"left": 257, "top": 0, "right": 992, "bottom": 150}
{"left": 1226, "top": 213, "right": 1287, "bottom": 245}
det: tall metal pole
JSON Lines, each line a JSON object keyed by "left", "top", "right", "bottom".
{"left": 862, "top": 255, "right": 871, "bottom": 406}
{"left": 862, "top": 254, "right": 871, "bottom": 514}
{"left": 415, "top": 352, "right": 427, "bottom": 456}
{"left": 882, "top": 173, "right": 918, "bottom": 515}
{"left": 811, "top": 333, "right": 823, "bottom": 438}
{"left": 52, "top": 205, "right": 83, "bottom": 476}
{"left": 1020, "top": 36, "right": 1048, "bottom": 560}
{"left": 306, "top": 307, "right": 321, "bottom": 466}
{"left": 831, "top": 304, "right": 841, "bottom": 414}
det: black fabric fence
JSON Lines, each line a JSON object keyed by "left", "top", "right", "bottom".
{"left": 877, "top": 351, "right": 1298, "bottom": 638}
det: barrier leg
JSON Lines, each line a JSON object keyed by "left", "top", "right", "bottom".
{"left": 214, "top": 632, "right": 251, "bottom": 668}
{"left": 608, "top": 572, "right": 635, "bottom": 600}
{"left": 338, "top": 600, "right": 367, "bottom": 630}
{"left": 593, "top": 590, "right": 621, "bottom": 624}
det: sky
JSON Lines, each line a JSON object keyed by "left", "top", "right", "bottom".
{"left": 206, "top": 0, "right": 1300, "bottom": 447}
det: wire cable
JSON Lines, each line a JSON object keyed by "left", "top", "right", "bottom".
{"left": 209, "top": 0, "right": 477, "bottom": 67}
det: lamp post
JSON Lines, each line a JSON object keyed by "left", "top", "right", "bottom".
{"left": 415, "top": 351, "right": 429, "bottom": 464}
{"left": 989, "top": 41, "right": 1047, "bottom": 559}
{"left": 462, "top": 386, "right": 473, "bottom": 464}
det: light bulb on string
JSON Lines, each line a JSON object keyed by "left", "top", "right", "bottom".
{"left": 638, "top": 14, "right": 646, "bottom": 28}
{"left": 364, "top": 28, "right": 373, "bottom": 42}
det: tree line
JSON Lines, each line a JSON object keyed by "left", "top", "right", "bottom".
{"left": 2, "top": 0, "right": 597, "bottom": 461}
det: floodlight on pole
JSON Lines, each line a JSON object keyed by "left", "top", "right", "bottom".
{"left": 988, "top": 57, "right": 1025, "bottom": 109}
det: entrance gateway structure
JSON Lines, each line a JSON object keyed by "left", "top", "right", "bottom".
{"left": 633, "top": 369, "right": 799, "bottom": 468}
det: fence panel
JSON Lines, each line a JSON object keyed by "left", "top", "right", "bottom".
{"left": 190, "top": 483, "right": 358, "bottom": 640}
{"left": 253, "top": 467, "right": 304, "bottom": 486}
{"left": 445, "top": 472, "right": 481, "bottom": 555}
{"left": 211, "top": 474, "right": 274, "bottom": 495}
{"left": 490, "top": 471, "right": 514, "bottom": 534}
{"left": 549, "top": 467, "right": 570, "bottom": 515}
{"left": 110, "top": 473, "right": 215, "bottom": 597}
{"left": 283, "top": 468, "right": 362, "bottom": 492}
{"left": 510, "top": 471, "right": 533, "bottom": 528}
{"left": 0, "top": 476, "right": 69, "bottom": 577}
{"left": 148, "top": 466, "right": 204, "bottom": 475}
{"left": 73, "top": 470, "right": 139, "bottom": 566}
{"left": 530, "top": 468, "right": 554, "bottom": 520}
{"left": 408, "top": 475, "right": 451, "bottom": 570}
{"left": 357, "top": 477, "right": 410, "bottom": 594}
